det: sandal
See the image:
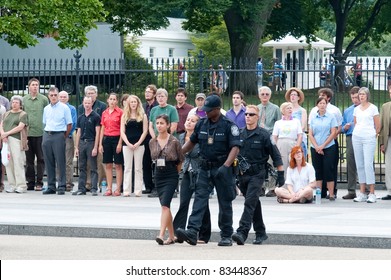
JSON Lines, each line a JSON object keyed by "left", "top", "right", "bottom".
{"left": 277, "top": 197, "right": 289, "bottom": 203}
{"left": 123, "top": 193, "right": 130, "bottom": 197}
{"left": 164, "top": 239, "right": 175, "bottom": 245}
{"left": 104, "top": 190, "right": 112, "bottom": 196}
{"left": 113, "top": 190, "right": 121, "bottom": 196}
{"left": 155, "top": 236, "right": 164, "bottom": 245}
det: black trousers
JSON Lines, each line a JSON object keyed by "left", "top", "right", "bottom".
{"left": 173, "top": 171, "right": 211, "bottom": 242}
{"left": 142, "top": 135, "right": 154, "bottom": 191}
{"left": 321, "top": 139, "right": 339, "bottom": 197}
{"left": 25, "top": 136, "right": 45, "bottom": 188}
{"left": 237, "top": 171, "right": 267, "bottom": 239}
{"left": 186, "top": 166, "right": 236, "bottom": 239}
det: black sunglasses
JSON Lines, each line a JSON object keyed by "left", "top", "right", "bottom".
{"left": 245, "top": 113, "right": 257, "bottom": 116}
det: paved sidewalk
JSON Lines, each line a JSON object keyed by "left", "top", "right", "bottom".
{"left": 1, "top": 185, "right": 391, "bottom": 249}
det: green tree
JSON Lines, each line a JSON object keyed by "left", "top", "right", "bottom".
{"left": 103, "top": 0, "right": 321, "bottom": 94}
{"left": 314, "top": 0, "right": 391, "bottom": 76}
{"left": 189, "top": 22, "right": 231, "bottom": 63}
{"left": 123, "top": 37, "right": 157, "bottom": 93}
{"left": 0, "top": 0, "right": 105, "bottom": 49}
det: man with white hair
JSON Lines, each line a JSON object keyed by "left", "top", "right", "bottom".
{"left": 59, "top": 91, "right": 77, "bottom": 192}
{"left": 77, "top": 85, "right": 107, "bottom": 190}
{"left": 257, "top": 86, "right": 281, "bottom": 197}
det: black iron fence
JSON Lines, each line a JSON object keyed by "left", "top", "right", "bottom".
{"left": 1, "top": 52, "right": 390, "bottom": 184}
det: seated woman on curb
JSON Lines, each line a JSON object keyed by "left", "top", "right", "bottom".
{"left": 275, "top": 146, "right": 316, "bottom": 203}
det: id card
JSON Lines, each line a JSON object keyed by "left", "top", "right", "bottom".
{"left": 208, "top": 136, "right": 214, "bottom": 145}
{"left": 157, "top": 158, "right": 166, "bottom": 167}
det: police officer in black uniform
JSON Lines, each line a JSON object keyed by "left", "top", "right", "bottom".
{"left": 232, "top": 105, "right": 284, "bottom": 245}
{"left": 176, "top": 94, "right": 241, "bottom": 246}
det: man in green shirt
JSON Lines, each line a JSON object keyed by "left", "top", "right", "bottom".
{"left": 148, "top": 88, "right": 179, "bottom": 138}
{"left": 23, "top": 78, "right": 49, "bottom": 191}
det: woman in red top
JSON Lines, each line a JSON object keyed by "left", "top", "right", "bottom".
{"left": 99, "top": 93, "right": 123, "bottom": 196}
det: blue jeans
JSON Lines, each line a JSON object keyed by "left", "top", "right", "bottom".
{"left": 352, "top": 134, "right": 376, "bottom": 184}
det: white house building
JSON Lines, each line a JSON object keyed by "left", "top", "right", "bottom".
{"left": 134, "top": 17, "right": 195, "bottom": 61}
{"left": 263, "top": 35, "right": 334, "bottom": 89}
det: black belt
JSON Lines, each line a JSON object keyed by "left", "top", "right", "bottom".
{"left": 155, "top": 161, "right": 177, "bottom": 170}
{"left": 242, "top": 163, "right": 264, "bottom": 176}
{"left": 200, "top": 160, "right": 224, "bottom": 170}
{"left": 45, "top": 131, "right": 64, "bottom": 135}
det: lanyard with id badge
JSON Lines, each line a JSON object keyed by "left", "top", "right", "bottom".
{"left": 156, "top": 141, "right": 167, "bottom": 169}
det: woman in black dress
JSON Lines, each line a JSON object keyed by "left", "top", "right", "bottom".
{"left": 150, "top": 114, "right": 184, "bottom": 245}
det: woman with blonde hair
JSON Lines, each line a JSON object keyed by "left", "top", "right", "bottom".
{"left": 272, "top": 102, "right": 302, "bottom": 173}
{"left": 275, "top": 146, "right": 316, "bottom": 203}
{"left": 120, "top": 95, "right": 148, "bottom": 197}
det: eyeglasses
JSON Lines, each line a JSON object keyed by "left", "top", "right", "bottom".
{"left": 290, "top": 93, "right": 298, "bottom": 97}
{"left": 49, "top": 94, "right": 58, "bottom": 97}
{"left": 260, "top": 93, "right": 270, "bottom": 96}
{"left": 245, "top": 112, "right": 257, "bottom": 116}
{"left": 295, "top": 151, "right": 303, "bottom": 154}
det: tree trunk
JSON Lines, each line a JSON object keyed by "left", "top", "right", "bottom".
{"left": 223, "top": 3, "right": 274, "bottom": 96}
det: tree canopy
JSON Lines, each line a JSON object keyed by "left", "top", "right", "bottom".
{"left": 0, "top": 0, "right": 105, "bottom": 49}
{"left": 316, "top": 0, "right": 391, "bottom": 61}
{"left": 104, "top": 0, "right": 301, "bottom": 93}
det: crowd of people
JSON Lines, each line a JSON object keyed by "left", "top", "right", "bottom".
{"left": 1, "top": 77, "right": 390, "bottom": 246}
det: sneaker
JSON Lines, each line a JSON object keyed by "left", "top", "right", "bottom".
{"left": 366, "top": 193, "right": 377, "bottom": 203}
{"left": 353, "top": 193, "right": 368, "bottom": 202}
{"left": 15, "top": 187, "right": 26, "bottom": 194}
{"left": 6, "top": 187, "right": 16, "bottom": 193}
{"left": 91, "top": 190, "right": 98, "bottom": 196}
{"left": 72, "top": 190, "right": 86, "bottom": 196}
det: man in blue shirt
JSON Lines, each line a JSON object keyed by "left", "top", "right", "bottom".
{"left": 341, "top": 87, "right": 360, "bottom": 199}
{"left": 42, "top": 87, "right": 73, "bottom": 195}
{"left": 226, "top": 91, "right": 246, "bottom": 129}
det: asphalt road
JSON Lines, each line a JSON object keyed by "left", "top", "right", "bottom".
{"left": 1, "top": 235, "right": 390, "bottom": 260}
{"left": 2, "top": 235, "right": 390, "bottom": 280}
